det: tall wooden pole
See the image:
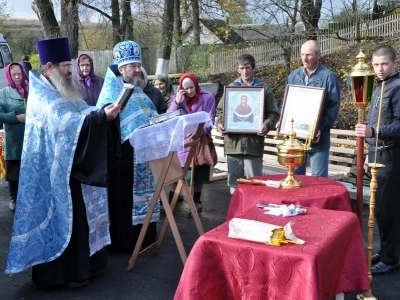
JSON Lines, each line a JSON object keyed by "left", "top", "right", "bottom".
{"left": 356, "top": 105, "right": 366, "bottom": 230}
{"left": 357, "top": 164, "right": 381, "bottom": 300}
{"left": 350, "top": 49, "right": 375, "bottom": 230}
{"left": 356, "top": 80, "right": 385, "bottom": 300}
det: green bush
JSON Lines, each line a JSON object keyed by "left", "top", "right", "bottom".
{"left": 30, "top": 54, "right": 40, "bottom": 70}
{"left": 334, "top": 101, "right": 359, "bottom": 130}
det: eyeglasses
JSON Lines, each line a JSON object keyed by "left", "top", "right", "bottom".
{"left": 56, "top": 63, "right": 73, "bottom": 70}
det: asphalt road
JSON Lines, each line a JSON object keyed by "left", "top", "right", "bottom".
{"left": 0, "top": 179, "right": 398, "bottom": 300}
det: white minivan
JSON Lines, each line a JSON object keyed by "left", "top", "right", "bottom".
{"left": 0, "top": 33, "right": 13, "bottom": 89}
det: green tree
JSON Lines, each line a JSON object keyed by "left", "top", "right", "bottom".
{"left": 4, "top": 30, "right": 44, "bottom": 59}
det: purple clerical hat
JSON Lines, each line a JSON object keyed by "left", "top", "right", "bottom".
{"left": 37, "top": 37, "right": 72, "bottom": 65}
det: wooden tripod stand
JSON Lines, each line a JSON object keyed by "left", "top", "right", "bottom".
{"left": 127, "top": 122, "right": 205, "bottom": 271}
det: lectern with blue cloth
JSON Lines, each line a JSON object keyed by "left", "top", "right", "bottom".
{"left": 127, "top": 111, "right": 211, "bottom": 270}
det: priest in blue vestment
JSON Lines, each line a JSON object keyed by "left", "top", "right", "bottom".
{"left": 5, "top": 37, "right": 121, "bottom": 288}
{"left": 97, "top": 40, "right": 159, "bottom": 252}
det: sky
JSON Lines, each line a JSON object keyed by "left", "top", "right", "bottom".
{"left": 5, "top": 0, "right": 348, "bottom": 25}
{"left": 5, "top": 0, "right": 108, "bottom": 23}
{"left": 6, "top": 0, "right": 61, "bottom": 20}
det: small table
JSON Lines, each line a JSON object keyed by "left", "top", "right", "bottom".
{"left": 174, "top": 206, "right": 370, "bottom": 300}
{"left": 227, "top": 174, "right": 353, "bottom": 221}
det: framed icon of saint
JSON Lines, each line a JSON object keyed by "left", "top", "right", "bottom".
{"left": 222, "top": 86, "right": 265, "bottom": 134}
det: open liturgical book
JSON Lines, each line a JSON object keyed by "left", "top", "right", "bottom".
{"left": 115, "top": 83, "right": 135, "bottom": 108}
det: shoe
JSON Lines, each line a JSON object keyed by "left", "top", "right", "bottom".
{"left": 66, "top": 279, "right": 89, "bottom": 289}
{"left": 194, "top": 202, "right": 203, "bottom": 212}
{"left": 9, "top": 200, "right": 15, "bottom": 212}
{"left": 371, "top": 253, "right": 380, "bottom": 265}
{"left": 91, "top": 271, "right": 100, "bottom": 278}
{"left": 371, "top": 261, "right": 400, "bottom": 275}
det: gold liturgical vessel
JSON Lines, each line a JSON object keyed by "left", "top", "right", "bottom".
{"left": 276, "top": 119, "right": 310, "bottom": 188}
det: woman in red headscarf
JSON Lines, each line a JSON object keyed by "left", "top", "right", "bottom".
{"left": 0, "top": 62, "right": 28, "bottom": 212}
{"left": 167, "top": 72, "right": 216, "bottom": 212}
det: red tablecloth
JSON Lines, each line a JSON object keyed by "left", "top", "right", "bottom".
{"left": 174, "top": 207, "right": 370, "bottom": 300}
{"left": 227, "top": 174, "right": 353, "bottom": 221}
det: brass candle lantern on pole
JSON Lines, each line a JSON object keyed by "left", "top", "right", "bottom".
{"left": 350, "top": 50, "right": 376, "bottom": 230}
{"left": 356, "top": 80, "right": 386, "bottom": 300}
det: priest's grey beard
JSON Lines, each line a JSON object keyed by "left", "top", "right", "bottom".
{"left": 124, "top": 75, "right": 142, "bottom": 88}
{"left": 50, "top": 68, "right": 82, "bottom": 101}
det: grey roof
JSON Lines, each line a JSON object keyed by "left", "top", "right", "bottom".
{"left": 232, "top": 24, "right": 283, "bottom": 42}
{"left": 183, "top": 18, "right": 246, "bottom": 44}
{"left": 199, "top": 19, "right": 246, "bottom": 44}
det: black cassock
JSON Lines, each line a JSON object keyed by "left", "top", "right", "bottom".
{"left": 107, "top": 139, "right": 157, "bottom": 253}
{"left": 32, "top": 109, "right": 119, "bottom": 286}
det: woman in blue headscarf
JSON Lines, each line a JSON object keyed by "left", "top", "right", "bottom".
{"left": 72, "top": 53, "right": 104, "bottom": 106}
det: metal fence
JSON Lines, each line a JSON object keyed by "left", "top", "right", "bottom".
{"left": 209, "top": 14, "right": 400, "bottom": 73}
{"left": 81, "top": 14, "right": 400, "bottom": 76}
{"left": 78, "top": 48, "right": 178, "bottom": 78}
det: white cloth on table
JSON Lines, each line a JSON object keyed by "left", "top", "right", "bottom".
{"left": 228, "top": 218, "right": 305, "bottom": 245}
{"left": 129, "top": 111, "right": 211, "bottom": 164}
{"left": 263, "top": 204, "right": 307, "bottom": 217}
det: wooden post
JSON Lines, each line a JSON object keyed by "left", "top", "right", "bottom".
{"left": 356, "top": 164, "right": 382, "bottom": 300}
{"left": 356, "top": 135, "right": 364, "bottom": 231}
{"left": 356, "top": 104, "right": 366, "bottom": 231}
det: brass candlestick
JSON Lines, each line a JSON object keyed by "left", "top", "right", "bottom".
{"left": 357, "top": 80, "right": 385, "bottom": 300}
{"left": 357, "top": 163, "right": 382, "bottom": 300}
{"left": 276, "top": 119, "right": 307, "bottom": 188}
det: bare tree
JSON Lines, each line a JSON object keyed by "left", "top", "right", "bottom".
{"left": 32, "top": 0, "right": 61, "bottom": 38}
{"left": 156, "top": 0, "right": 175, "bottom": 74}
{"left": 111, "top": 0, "right": 122, "bottom": 44}
{"left": 121, "top": 0, "right": 134, "bottom": 40}
{"left": 0, "top": 1, "right": 9, "bottom": 29}
{"left": 173, "top": 0, "right": 182, "bottom": 46}
{"left": 31, "top": 0, "right": 79, "bottom": 56}
{"left": 300, "top": 0, "right": 322, "bottom": 41}
{"left": 78, "top": 0, "right": 122, "bottom": 45}
{"left": 246, "top": 0, "right": 302, "bottom": 76}
{"left": 371, "top": 0, "right": 399, "bottom": 19}
{"left": 191, "top": 0, "right": 200, "bottom": 46}
{"left": 61, "top": 0, "right": 79, "bottom": 57}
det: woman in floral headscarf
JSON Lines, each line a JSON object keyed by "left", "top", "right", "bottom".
{"left": 72, "top": 53, "right": 104, "bottom": 106}
{"left": 153, "top": 73, "right": 174, "bottom": 107}
{"left": 0, "top": 62, "right": 28, "bottom": 212}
